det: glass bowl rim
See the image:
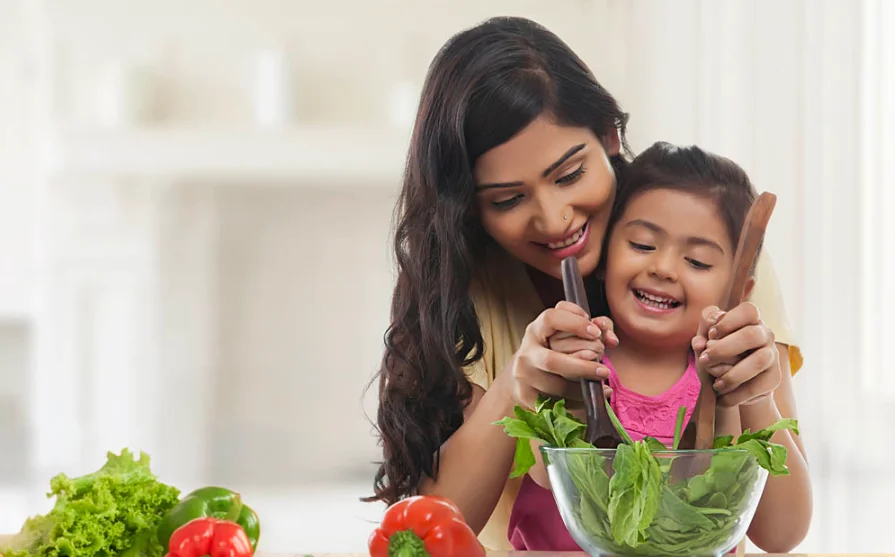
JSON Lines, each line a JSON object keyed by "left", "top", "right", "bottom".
{"left": 539, "top": 446, "right": 755, "bottom": 456}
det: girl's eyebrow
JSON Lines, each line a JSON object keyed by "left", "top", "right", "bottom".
{"left": 625, "top": 219, "right": 726, "bottom": 254}
{"left": 476, "top": 143, "right": 587, "bottom": 190}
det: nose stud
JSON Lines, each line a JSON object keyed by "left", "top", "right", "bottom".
{"left": 563, "top": 211, "right": 569, "bottom": 221}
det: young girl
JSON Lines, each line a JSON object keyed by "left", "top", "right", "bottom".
{"left": 507, "top": 141, "right": 812, "bottom": 551}
{"left": 366, "top": 16, "right": 810, "bottom": 554}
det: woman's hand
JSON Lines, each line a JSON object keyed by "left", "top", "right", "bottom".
{"left": 509, "top": 301, "right": 617, "bottom": 409}
{"left": 692, "top": 303, "right": 781, "bottom": 407}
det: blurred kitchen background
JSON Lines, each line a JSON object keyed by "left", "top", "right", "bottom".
{"left": 0, "top": 0, "right": 892, "bottom": 554}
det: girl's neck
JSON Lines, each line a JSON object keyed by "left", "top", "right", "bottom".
{"left": 608, "top": 328, "right": 692, "bottom": 395}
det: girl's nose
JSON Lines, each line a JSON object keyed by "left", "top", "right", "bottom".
{"left": 649, "top": 252, "right": 678, "bottom": 281}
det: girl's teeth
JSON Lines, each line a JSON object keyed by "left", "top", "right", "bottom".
{"left": 635, "top": 290, "right": 679, "bottom": 309}
{"left": 547, "top": 227, "right": 584, "bottom": 249}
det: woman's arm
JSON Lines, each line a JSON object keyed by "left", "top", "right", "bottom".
{"left": 741, "top": 343, "right": 812, "bottom": 552}
{"left": 418, "top": 375, "right": 518, "bottom": 534}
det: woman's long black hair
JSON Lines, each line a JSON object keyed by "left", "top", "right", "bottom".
{"left": 365, "top": 16, "right": 632, "bottom": 506}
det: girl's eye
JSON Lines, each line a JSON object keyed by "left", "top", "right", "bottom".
{"left": 492, "top": 194, "right": 523, "bottom": 209}
{"left": 556, "top": 164, "right": 586, "bottom": 185}
{"left": 629, "top": 241, "right": 655, "bottom": 252}
{"left": 687, "top": 257, "right": 712, "bottom": 270}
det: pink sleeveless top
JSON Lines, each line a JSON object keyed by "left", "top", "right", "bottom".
{"left": 507, "top": 352, "right": 701, "bottom": 551}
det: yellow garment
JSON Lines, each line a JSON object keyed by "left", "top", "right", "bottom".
{"left": 463, "top": 246, "right": 803, "bottom": 551}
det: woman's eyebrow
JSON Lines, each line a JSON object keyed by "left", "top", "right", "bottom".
{"left": 477, "top": 143, "right": 587, "bottom": 190}
{"left": 541, "top": 143, "right": 586, "bottom": 177}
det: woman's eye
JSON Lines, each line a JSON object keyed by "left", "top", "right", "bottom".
{"left": 629, "top": 241, "right": 654, "bottom": 252}
{"left": 687, "top": 257, "right": 712, "bottom": 270}
{"left": 492, "top": 195, "right": 522, "bottom": 209}
{"left": 556, "top": 164, "right": 586, "bottom": 185}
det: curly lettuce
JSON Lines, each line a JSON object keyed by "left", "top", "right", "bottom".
{"left": 0, "top": 449, "right": 181, "bottom": 557}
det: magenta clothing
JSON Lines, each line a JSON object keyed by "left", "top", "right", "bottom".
{"left": 507, "top": 352, "right": 701, "bottom": 551}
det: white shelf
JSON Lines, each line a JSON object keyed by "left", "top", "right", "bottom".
{"left": 44, "top": 125, "right": 412, "bottom": 186}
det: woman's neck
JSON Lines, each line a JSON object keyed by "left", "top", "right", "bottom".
{"left": 526, "top": 265, "right": 604, "bottom": 314}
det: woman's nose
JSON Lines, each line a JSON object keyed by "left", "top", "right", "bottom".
{"left": 533, "top": 196, "right": 572, "bottom": 237}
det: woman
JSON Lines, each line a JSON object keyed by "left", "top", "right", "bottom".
{"left": 366, "top": 15, "right": 810, "bottom": 553}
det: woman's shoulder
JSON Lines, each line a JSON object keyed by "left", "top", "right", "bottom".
{"left": 465, "top": 246, "right": 544, "bottom": 388}
{"left": 749, "top": 250, "right": 804, "bottom": 375}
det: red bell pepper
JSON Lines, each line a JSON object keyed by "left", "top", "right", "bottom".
{"left": 368, "top": 495, "right": 486, "bottom": 557}
{"left": 164, "top": 517, "right": 254, "bottom": 557}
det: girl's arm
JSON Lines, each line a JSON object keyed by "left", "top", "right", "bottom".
{"left": 740, "top": 343, "right": 812, "bottom": 553}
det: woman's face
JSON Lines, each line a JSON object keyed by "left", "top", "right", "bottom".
{"left": 473, "top": 114, "right": 620, "bottom": 279}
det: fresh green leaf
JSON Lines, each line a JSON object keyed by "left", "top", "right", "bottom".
{"left": 509, "top": 438, "right": 537, "bottom": 478}
{"left": 642, "top": 437, "right": 668, "bottom": 453}
{"left": 0, "top": 449, "right": 180, "bottom": 557}
{"left": 672, "top": 406, "right": 687, "bottom": 450}
{"left": 735, "top": 418, "right": 799, "bottom": 444}
{"left": 604, "top": 398, "right": 635, "bottom": 445}
{"left": 712, "top": 435, "right": 734, "bottom": 448}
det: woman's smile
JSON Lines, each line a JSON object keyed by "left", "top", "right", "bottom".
{"left": 533, "top": 220, "right": 590, "bottom": 259}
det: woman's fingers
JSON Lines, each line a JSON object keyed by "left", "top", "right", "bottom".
{"left": 709, "top": 302, "right": 762, "bottom": 339}
{"left": 699, "top": 323, "right": 774, "bottom": 366}
{"left": 549, "top": 335, "right": 604, "bottom": 360}
{"left": 528, "top": 306, "right": 601, "bottom": 345}
{"left": 527, "top": 345, "right": 608, "bottom": 380}
{"left": 712, "top": 345, "right": 779, "bottom": 396}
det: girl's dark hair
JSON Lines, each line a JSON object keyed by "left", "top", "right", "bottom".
{"left": 364, "top": 16, "right": 632, "bottom": 506}
{"left": 605, "top": 141, "right": 760, "bottom": 272}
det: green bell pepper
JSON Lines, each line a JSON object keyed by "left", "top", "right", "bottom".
{"left": 156, "top": 486, "right": 261, "bottom": 552}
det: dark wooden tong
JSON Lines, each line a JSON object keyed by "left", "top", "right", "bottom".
{"left": 561, "top": 256, "right": 623, "bottom": 448}
{"left": 678, "top": 192, "right": 778, "bottom": 450}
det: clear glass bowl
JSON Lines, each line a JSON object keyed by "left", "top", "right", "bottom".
{"left": 541, "top": 446, "right": 769, "bottom": 557}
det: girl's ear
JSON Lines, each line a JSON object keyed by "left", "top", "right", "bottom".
{"left": 603, "top": 128, "right": 621, "bottom": 157}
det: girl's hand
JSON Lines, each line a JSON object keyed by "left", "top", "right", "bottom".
{"left": 509, "top": 302, "right": 615, "bottom": 409}
{"left": 692, "top": 303, "right": 781, "bottom": 408}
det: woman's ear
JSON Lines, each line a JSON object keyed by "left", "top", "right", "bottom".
{"left": 743, "top": 276, "right": 756, "bottom": 301}
{"left": 603, "top": 128, "right": 621, "bottom": 157}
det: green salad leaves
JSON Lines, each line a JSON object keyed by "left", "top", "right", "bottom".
{"left": 495, "top": 397, "right": 799, "bottom": 556}
{"left": 0, "top": 449, "right": 181, "bottom": 557}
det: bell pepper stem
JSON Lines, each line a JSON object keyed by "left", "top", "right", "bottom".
{"left": 225, "top": 495, "right": 243, "bottom": 522}
{"left": 388, "top": 530, "right": 429, "bottom": 557}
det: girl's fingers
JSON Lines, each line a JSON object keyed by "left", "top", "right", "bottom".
{"left": 592, "top": 316, "right": 619, "bottom": 347}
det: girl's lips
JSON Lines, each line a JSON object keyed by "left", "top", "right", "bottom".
{"left": 535, "top": 221, "right": 590, "bottom": 259}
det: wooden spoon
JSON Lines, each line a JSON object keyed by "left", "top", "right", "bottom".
{"left": 678, "top": 192, "right": 778, "bottom": 450}
{"left": 561, "top": 256, "right": 623, "bottom": 449}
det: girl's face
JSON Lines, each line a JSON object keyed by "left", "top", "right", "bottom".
{"left": 603, "top": 188, "right": 742, "bottom": 350}
{"left": 472, "top": 114, "right": 620, "bottom": 279}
